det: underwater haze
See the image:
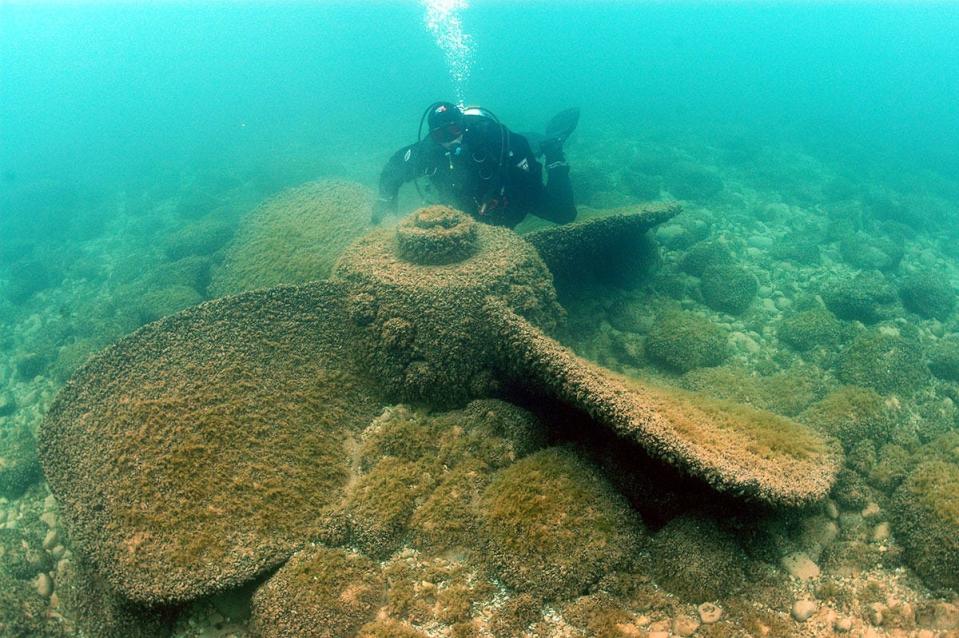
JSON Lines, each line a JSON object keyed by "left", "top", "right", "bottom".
{"left": 5, "top": 2, "right": 959, "bottom": 637}
{"left": 3, "top": 2, "right": 959, "bottom": 189}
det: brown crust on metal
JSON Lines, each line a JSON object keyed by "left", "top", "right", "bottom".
{"left": 483, "top": 298, "right": 842, "bottom": 507}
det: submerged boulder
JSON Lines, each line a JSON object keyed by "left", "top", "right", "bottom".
{"left": 837, "top": 331, "right": 930, "bottom": 396}
{"left": 822, "top": 270, "right": 898, "bottom": 324}
{"left": 700, "top": 262, "right": 758, "bottom": 315}
{"left": 800, "top": 386, "right": 897, "bottom": 450}
{"left": 899, "top": 272, "right": 956, "bottom": 320}
{"left": 209, "top": 179, "right": 372, "bottom": 296}
{"left": 929, "top": 336, "right": 959, "bottom": 382}
{"left": 778, "top": 307, "right": 846, "bottom": 352}
{"left": 478, "top": 447, "right": 644, "bottom": 600}
{"left": 650, "top": 515, "right": 748, "bottom": 603}
{"left": 251, "top": 546, "right": 385, "bottom": 638}
{"left": 645, "top": 309, "right": 728, "bottom": 373}
{"left": 891, "top": 461, "right": 959, "bottom": 592}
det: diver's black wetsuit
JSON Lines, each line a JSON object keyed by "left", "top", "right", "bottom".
{"left": 377, "top": 113, "right": 576, "bottom": 228}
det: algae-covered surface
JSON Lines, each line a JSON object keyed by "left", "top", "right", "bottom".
{"left": 4, "top": 3, "right": 959, "bottom": 638}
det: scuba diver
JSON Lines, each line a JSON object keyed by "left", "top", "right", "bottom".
{"left": 372, "top": 101, "right": 580, "bottom": 228}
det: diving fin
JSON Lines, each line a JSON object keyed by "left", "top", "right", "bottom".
{"left": 529, "top": 107, "right": 580, "bottom": 157}
{"left": 544, "top": 107, "right": 580, "bottom": 144}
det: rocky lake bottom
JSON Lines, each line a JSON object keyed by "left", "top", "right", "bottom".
{"left": 2, "top": 125, "right": 959, "bottom": 637}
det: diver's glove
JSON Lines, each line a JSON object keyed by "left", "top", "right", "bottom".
{"left": 371, "top": 197, "right": 397, "bottom": 225}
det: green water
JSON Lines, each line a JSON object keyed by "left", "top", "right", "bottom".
{"left": 3, "top": 2, "right": 959, "bottom": 636}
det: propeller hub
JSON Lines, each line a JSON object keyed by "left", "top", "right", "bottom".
{"left": 396, "top": 205, "right": 478, "bottom": 265}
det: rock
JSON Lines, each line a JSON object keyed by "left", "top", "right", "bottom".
{"left": 35, "top": 572, "right": 53, "bottom": 597}
{"left": 250, "top": 546, "right": 384, "bottom": 638}
{"left": 164, "top": 217, "right": 233, "bottom": 260}
{"left": 899, "top": 272, "right": 956, "bottom": 320}
{"left": 209, "top": 179, "right": 373, "bottom": 295}
{"left": 701, "top": 263, "right": 758, "bottom": 315}
{"left": 0, "top": 390, "right": 16, "bottom": 416}
{"left": 836, "top": 331, "right": 930, "bottom": 397}
{"left": 799, "top": 386, "right": 896, "bottom": 451}
{"left": 645, "top": 309, "right": 729, "bottom": 372}
{"left": 0, "top": 570, "right": 66, "bottom": 636}
{"left": 868, "top": 602, "right": 885, "bottom": 626}
{"left": 778, "top": 308, "right": 846, "bottom": 352}
{"left": 697, "top": 602, "right": 723, "bottom": 624}
{"left": 672, "top": 614, "right": 700, "bottom": 637}
{"left": 929, "top": 336, "right": 959, "bottom": 382}
{"left": 42, "top": 529, "right": 58, "bottom": 550}
{"left": 861, "top": 502, "right": 881, "bottom": 519}
{"left": 871, "top": 522, "right": 891, "bottom": 543}
{"left": 822, "top": 270, "right": 898, "bottom": 324}
{"left": 801, "top": 516, "right": 839, "bottom": 552}
{"left": 838, "top": 231, "right": 903, "bottom": 271}
{"left": 825, "top": 500, "right": 839, "bottom": 519}
{"left": 890, "top": 461, "right": 959, "bottom": 591}
{"left": 681, "top": 240, "right": 733, "bottom": 277}
{"left": 479, "top": 447, "right": 643, "bottom": 600}
{"left": 15, "top": 352, "right": 50, "bottom": 381}
{"left": 0, "top": 423, "right": 41, "bottom": 499}
{"left": 781, "top": 551, "right": 821, "bottom": 581}
{"left": 650, "top": 515, "right": 747, "bottom": 603}
{"left": 834, "top": 615, "right": 853, "bottom": 632}
{"left": 792, "top": 599, "right": 817, "bottom": 622}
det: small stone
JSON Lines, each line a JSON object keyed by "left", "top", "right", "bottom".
{"left": 792, "top": 599, "right": 818, "bottom": 622}
{"left": 36, "top": 572, "right": 53, "bottom": 597}
{"left": 50, "top": 544, "right": 66, "bottom": 559}
{"left": 42, "top": 529, "right": 58, "bottom": 550}
{"left": 834, "top": 615, "right": 853, "bottom": 632}
{"left": 698, "top": 602, "right": 723, "bottom": 624}
{"left": 917, "top": 630, "right": 936, "bottom": 638}
{"left": 781, "top": 551, "right": 821, "bottom": 581}
{"left": 43, "top": 494, "right": 56, "bottom": 511}
{"left": 861, "top": 502, "right": 881, "bottom": 519}
{"left": 868, "top": 602, "right": 885, "bottom": 626}
{"left": 825, "top": 500, "right": 839, "bottom": 519}
{"left": 802, "top": 516, "right": 839, "bottom": 550}
{"left": 647, "top": 632, "right": 669, "bottom": 638}
{"left": 894, "top": 601, "right": 916, "bottom": 628}
{"left": 672, "top": 614, "right": 700, "bottom": 637}
{"left": 614, "top": 623, "right": 643, "bottom": 638}
{"left": 40, "top": 511, "right": 56, "bottom": 528}
{"left": 871, "top": 522, "right": 891, "bottom": 543}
